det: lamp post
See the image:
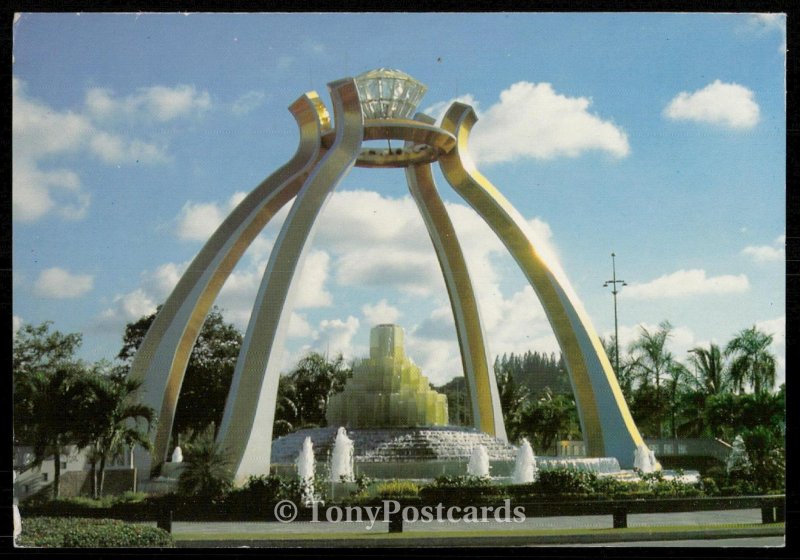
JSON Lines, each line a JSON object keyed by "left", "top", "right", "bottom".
{"left": 603, "top": 253, "right": 627, "bottom": 376}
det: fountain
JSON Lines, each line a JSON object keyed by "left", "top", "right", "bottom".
{"left": 330, "top": 427, "right": 355, "bottom": 482}
{"left": 512, "top": 438, "right": 538, "bottom": 484}
{"left": 171, "top": 446, "right": 183, "bottom": 463}
{"left": 467, "top": 444, "right": 490, "bottom": 478}
{"left": 296, "top": 436, "right": 316, "bottom": 504}
{"left": 634, "top": 443, "right": 659, "bottom": 473}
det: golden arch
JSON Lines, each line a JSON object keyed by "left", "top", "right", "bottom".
{"left": 129, "top": 72, "right": 643, "bottom": 484}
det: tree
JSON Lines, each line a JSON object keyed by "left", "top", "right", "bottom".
{"left": 628, "top": 321, "right": 676, "bottom": 437}
{"left": 274, "top": 375, "right": 300, "bottom": 437}
{"left": 725, "top": 326, "right": 777, "bottom": 394}
{"left": 687, "top": 343, "right": 728, "bottom": 396}
{"left": 74, "top": 364, "right": 155, "bottom": 498}
{"left": 679, "top": 343, "right": 729, "bottom": 437}
{"left": 13, "top": 322, "right": 82, "bottom": 378}
{"left": 14, "top": 322, "right": 87, "bottom": 499}
{"left": 15, "top": 363, "right": 88, "bottom": 499}
{"left": 177, "top": 426, "right": 234, "bottom": 499}
{"left": 286, "top": 352, "right": 352, "bottom": 428}
{"left": 118, "top": 307, "right": 242, "bottom": 439}
{"left": 516, "top": 389, "right": 580, "bottom": 454}
{"left": 494, "top": 367, "right": 530, "bottom": 442}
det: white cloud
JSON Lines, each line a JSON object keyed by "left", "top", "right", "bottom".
{"left": 85, "top": 84, "right": 211, "bottom": 122}
{"left": 96, "top": 288, "right": 158, "bottom": 330}
{"left": 612, "top": 322, "right": 699, "bottom": 359}
{"left": 176, "top": 191, "right": 248, "bottom": 241}
{"left": 312, "top": 316, "right": 360, "bottom": 359}
{"left": 13, "top": 315, "right": 23, "bottom": 338}
{"left": 93, "top": 262, "right": 188, "bottom": 331}
{"left": 664, "top": 80, "right": 760, "bottom": 129}
{"left": 288, "top": 312, "right": 313, "bottom": 338}
{"left": 151, "top": 188, "right": 575, "bottom": 381}
{"left": 424, "top": 94, "right": 481, "bottom": 124}
{"left": 33, "top": 267, "right": 94, "bottom": 299}
{"left": 362, "top": 299, "right": 402, "bottom": 327}
{"left": 747, "top": 13, "right": 787, "bottom": 52}
{"left": 295, "top": 250, "right": 333, "bottom": 309}
{"left": 232, "top": 90, "right": 266, "bottom": 116}
{"left": 426, "top": 82, "right": 630, "bottom": 163}
{"left": 12, "top": 77, "right": 175, "bottom": 222}
{"left": 742, "top": 235, "right": 785, "bottom": 263}
{"left": 623, "top": 269, "right": 749, "bottom": 300}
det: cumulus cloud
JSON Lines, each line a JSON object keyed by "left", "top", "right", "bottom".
{"left": 623, "top": 269, "right": 750, "bottom": 300}
{"left": 741, "top": 235, "right": 785, "bottom": 263}
{"left": 425, "top": 82, "right": 630, "bottom": 163}
{"left": 127, "top": 188, "right": 573, "bottom": 381}
{"left": 664, "top": 80, "right": 760, "bottom": 129}
{"left": 176, "top": 191, "right": 248, "bottom": 241}
{"left": 93, "top": 262, "right": 188, "bottom": 331}
{"left": 362, "top": 299, "right": 402, "bottom": 327}
{"left": 12, "top": 77, "right": 202, "bottom": 222}
{"left": 33, "top": 267, "right": 94, "bottom": 299}
{"left": 312, "top": 316, "right": 360, "bottom": 358}
{"left": 611, "top": 322, "right": 699, "bottom": 358}
{"left": 96, "top": 289, "right": 158, "bottom": 330}
{"left": 85, "top": 84, "right": 211, "bottom": 122}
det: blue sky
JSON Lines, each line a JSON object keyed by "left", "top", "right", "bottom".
{"left": 12, "top": 12, "right": 786, "bottom": 386}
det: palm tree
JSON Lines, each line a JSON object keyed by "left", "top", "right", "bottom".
{"left": 14, "top": 363, "right": 86, "bottom": 499}
{"left": 678, "top": 343, "right": 728, "bottom": 437}
{"left": 629, "top": 321, "right": 674, "bottom": 391}
{"left": 178, "top": 425, "right": 234, "bottom": 499}
{"left": 725, "top": 326, "right": 777, "bottom": 394}
{"left": 629, "top": 321, "right": 675, "bottom": 436}
{"left": 77, "top": 366, "right": 155, "bottom": 498}
{"left": 687, "top": 343, "right": 728, "bottom": 396}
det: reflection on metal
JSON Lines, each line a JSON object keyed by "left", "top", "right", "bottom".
{"left": 128, "top": 92, "right": 330, "bottom": 478}
{"left": 438, "top": 102, "right": 644, "bottom": 465}
{"left": 405, "top": 113, "right": 506, "bottom": 441}
{"left": 133, "top": 69, "right": 644, "bottom": 485}
{"left": 216, "top": 79, "right": 364, "bottom": 482}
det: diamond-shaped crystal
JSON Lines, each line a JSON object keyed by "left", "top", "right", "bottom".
{"left": 354, "top": 68, "right": 427, "bottom": 120}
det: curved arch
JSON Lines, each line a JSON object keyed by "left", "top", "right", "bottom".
{"left": 216, "top": 78, "right": 364, "bottom": 484}
{"left": 404, "top": 114, "right": 506, "bottom": 440}
{"left": 438, "top": 102, "right": 643, "bottom": 466}
{"left": 129, "top": 92, "right": 331, "bottom": 476}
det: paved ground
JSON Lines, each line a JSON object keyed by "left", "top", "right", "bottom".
{"left": 544, "top": 536, "right": 784, "bottom": 547}
{"left": 171, "top": 508, "right": 765, "bottom": 535}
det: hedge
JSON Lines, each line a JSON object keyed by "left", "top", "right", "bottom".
{"left": 15, "top": 517, "right": 174, "bottom": 548}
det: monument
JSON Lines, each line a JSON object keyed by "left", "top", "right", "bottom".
{"left": 326, "top": 324, "right": 448, "bottom": 428}
{"left": 128, "top": 68, "right": 647, "bottom": 485}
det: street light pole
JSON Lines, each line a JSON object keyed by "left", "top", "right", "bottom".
{"left": 603, "top": 253, "right": 627, "bottom": 376}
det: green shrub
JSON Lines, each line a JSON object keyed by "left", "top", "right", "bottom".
{"left": 701, "top": 477, "right": 720, "bottom": 496}
{"left": 430, "top": 474, "right": 491, "bottom": 488}
{"left": 420, "top": 475, "right": 508, "bottom": 505}
{"left": 16, "top": 517, "right": 174, "bottom": 548}
{"left": 534, "top": 469, "right": 598, "bottom": 495}
{"left": 375, "top": 480, "right": 420, "bottom": 498}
